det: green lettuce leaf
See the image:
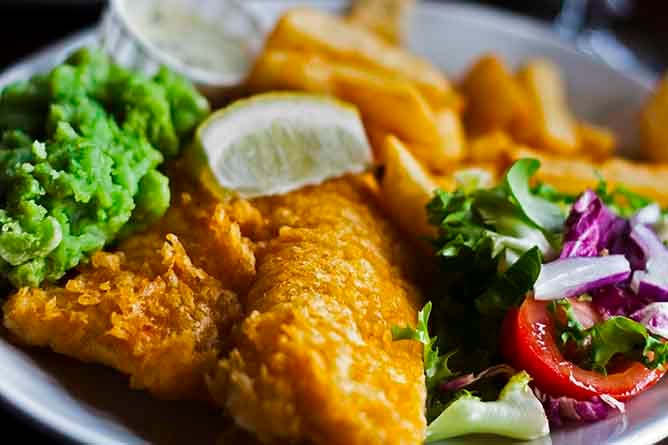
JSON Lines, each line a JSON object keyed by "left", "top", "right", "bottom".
{"left": 505, "top": 158, "right": 565, "bottom": 233}
{"left": 475, "top": 247, "right": 542, "bottom": 315}
{"left": 473, "top": 190, "right": 555, "bottom": 263}
{"left": 550, "top": 299, "right": 668, "bottom": 372}
{"left": 392, "top": 301, "right": 456, "bottom": 391}
{"left": 425, "top": 371, "right": 549, "bottom": 442}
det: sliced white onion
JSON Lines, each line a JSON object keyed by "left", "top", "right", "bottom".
{"left": 631, "top": 302, "right": 668, "bottom": 338}
{"left": 631, "top": 271, "right": 668, "bottom": 301}
{"left": 631, "top": 203, "right": 662, "bottom": 227}
{"left": 534, "top": 255, "right": 631, "bottom": 301}
{"left": 630, "top": 224, "right": 668, "bottom": 300}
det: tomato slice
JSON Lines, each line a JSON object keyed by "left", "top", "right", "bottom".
{"left": 502, "top": 296, "right": 666, "bottom": 400}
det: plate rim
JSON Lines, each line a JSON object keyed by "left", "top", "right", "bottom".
{"left": 0, "top": 2, "right": 661, "bottom": 445}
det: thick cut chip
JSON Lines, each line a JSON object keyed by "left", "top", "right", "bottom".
{"left": 347, "top": 0, "right": 416, "bottom": 45}
{"left": 461, "top": 55, "right": 531, "bottom": 135}
{"left": 408, "top": 107, "right": 467, "bottom": 171}
{"left": 510, "top": 148, "right": 599, "bottom": 194}
{"left": 511, "top": 148, "right": 668, "bottom": 206}
{"left": 601, "top": 158, "right": 668, "bottom": 206}
{"left": 364, "top": 122, "right": 390, "bottom": 163}
{"left": 209, "top": 176, "right": 426, "bottom": 445}
{"left": 365, "top": 116, "right": 468, "bottom": 174}
{"left": 265, "top": 8, "right": 451, "bottom": 107}
{"left": 640, "top": 74, "right": 668, "bottom": 162}
{"left": 336, "top": 65, "right": 441, "bottom": 144}
{"left": 367, "top": 108, "right": 466, "bottom": 172}
{"left": 577, "top": 121, "right": 617, "bottom": 160}
{"left": 515, "top": 59, "right": 579, "bottom": 154}
{"left": 247, "top": 51, "right": 442, "bottom": 145}
{"left": 246, "top": 50, "right": 336, "bottom": 94}
{"left": 379, "top": 135, "right": 439, "bottom": 238}
{"left": 468, "top": 130, "right": 517, "bottom": 163}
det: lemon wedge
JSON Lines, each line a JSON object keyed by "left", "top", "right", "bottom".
{"left": 195, "top": 92, "right": 373, "bottom": 198}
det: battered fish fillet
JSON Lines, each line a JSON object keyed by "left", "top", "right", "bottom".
{"left": 3, "top": 175, "right": 259, "bottom": 400}
{"left": 208, "top": 176, "right": 426, "bottom": 445}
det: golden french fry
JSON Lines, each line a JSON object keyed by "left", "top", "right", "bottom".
{"left": 365, "top": 108, "right": 466, "bottom": 172}
{"left": 379, "top": 135, "right": 438, "bottom": 238}
{"left": 515, "top": 59, "right": 579, "bottom": 155}
{"left": 467, "top": 130, "right": 515, "bottom": 163}
{"left": 347, "top": 0, "right": 415, "bottom": 45}
{"left": 246, "top": 50, "right": 335, "bottom": 93}
{"left": 406, "top": 108, "right": 467, "bottom": 171}
{"left": 576, "top": 121, "right": 616, "bottom": 160}
{"left": 640, "top": 74, "right": 668, "bottom": 162}
{"left": 461, "top": 55, "right": 531, "bottom": 135}
{"left": 511, "top": 147, "right": 668, "bottom": 206}
{"left": 247, "top": 50, "right": 441, "bottom": 145}
{"left": 364, "top": 122, "right": 390, "bottom": 163}
{"left": 265, "top": 8, "right": 452, "bottom": 107}
{"left": 601, "top": 158, "right": 668, "bottom": 207}
{"left": 334, "top": 64, "right": 441, "bottom": 144}
{"left": 432, "top": 173, "right": 456, "bottom": 191}
{"left": 435, "top": 107, "right": 467, "bottom": 162}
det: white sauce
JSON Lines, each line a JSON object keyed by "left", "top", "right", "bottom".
{"left": 121, "top": 0, "right": 255, "bottom": 84}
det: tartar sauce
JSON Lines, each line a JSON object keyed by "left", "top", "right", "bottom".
{"left": 120, "top": 0, "right": 257, "bottom": 85}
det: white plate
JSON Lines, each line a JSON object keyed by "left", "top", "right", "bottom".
{"left": 0, "top": 1, "right": 664, "bottom": 444}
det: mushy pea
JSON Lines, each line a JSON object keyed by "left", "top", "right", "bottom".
{"left": 0, "top": 48, "right": 209, "bottom": 288}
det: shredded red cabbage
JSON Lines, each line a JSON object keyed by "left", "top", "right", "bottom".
{"left": 608, "top": 220, "right": 646, "bottom": 271}
{"left": 592, "top": 286, "right": 649, "bottom": 319}
{"left": 631, "top": 302, "right": 668, "bottom": 339}
{"left": 561, "top": 189, "right": 621, "bottom": 258}
{"left": 556, "top": 189, "right": 668, "bottom": 318}
{"left": 533, "top": 387, "right": 624, "bottom": 427}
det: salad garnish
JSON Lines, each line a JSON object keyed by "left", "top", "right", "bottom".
{"left": 426, "top": 371, "right": 549, "bottom": 441}
{"left": 550, "top": 299, "right": 668, "bottom": 372}
{"left": 392, "top": 301, "right": 456, "bottom": 392}
{"left": 534, "top": 387, "right": 624, "bottom": 427}
{"left": 394, "top": 158, "right": 668, "bottom": 439}
{"left": 505, "top": 158, "right": 564, "bottom": 233}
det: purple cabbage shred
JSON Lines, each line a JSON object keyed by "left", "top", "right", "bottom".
{"left": 592, "top": 285, "right": 649, "bottom": 319}
{"left": 561, "top": 189, "right": 621, "bottom": 259}
{"left": 533, "top": 387, "right": 624, "bottom": 427}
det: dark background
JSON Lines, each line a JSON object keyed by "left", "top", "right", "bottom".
{"left": 1, "top": 0, "right": 667, "bottom": 74}
{"left": 0, "top": 0, "right": 667, "bottom": 443}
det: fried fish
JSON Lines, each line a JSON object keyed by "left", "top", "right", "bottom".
{"left": 209, "top": 176, "right": 426, "bottom": 445}
{"left": 3, "top": 175, "right": 257, "bottom": 401}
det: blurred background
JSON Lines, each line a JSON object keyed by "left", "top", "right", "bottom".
{"left": 0, "top": 0, "right": 667, "bottom": 443}
{"left": 0, "top": 0, "right": 667, "bottom": 75}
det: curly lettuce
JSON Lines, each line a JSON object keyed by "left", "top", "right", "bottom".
{"left": 426, "top": 372, "right": 549, "bottom": 442}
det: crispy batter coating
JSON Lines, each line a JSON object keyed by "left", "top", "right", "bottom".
{"left": 209, "top": 176, "right": 426, "bottom": 445}
{"left": 3, "top": 174, "right": 257, "bottom": 400}
{"left": 4, "top": 235, "right": 241, "bottom": 400}
{"left": 120, "top": 190, "right": 259, "bottom": 295}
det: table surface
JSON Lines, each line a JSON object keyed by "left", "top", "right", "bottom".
{"left": 0, "top": 1, "right": 666, "bottom": 444}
